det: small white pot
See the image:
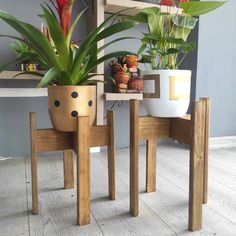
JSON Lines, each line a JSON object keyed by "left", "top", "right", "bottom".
{"left": 142, "top": 70, "right": 191, "bottom": 117}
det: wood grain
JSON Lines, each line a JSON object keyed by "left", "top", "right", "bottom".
{"left": 139, "top": 116, "right": 170, "bottom": 140}
{"left": 170, "top": 116, "right": 191, "bottom": 145}
{"left": 37, "top": 129, "right": 73, "bottom": 152}
{"left": 146, "top": 139, "right": 157, "bottom": 193}
{"left": 63, "top": 150, "right": 74, "bottom": 189}
{"left": 130, "top": 99, "right": 139, "bottom": 217}
{"left": 107, "top": 110, "right": 116, "bottom": 200}
{"left": 30, "top": 112, "right": 39, "bottom": 215}
{"left": 188, "top": 101, "right": 204, "bottom": 231}
{"left": 200, "top": 98, "right": 210, "bottom": 204}
{"left": 76, "top": 116, "right": 90, "bottom": 226}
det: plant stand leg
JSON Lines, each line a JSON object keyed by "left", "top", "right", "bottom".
{"left": 189, "top": 101, "right": 204, "bottom": 231}
{"left": 146, "top": 139, "right": 157, "bottom": 193}
{"left": 63, "top": 150, "right": 74, "bottom": 189}
{"left": 76, "top": 116, "right": 90, "bottom": 226}
{"left": 30, "top": 112, "right": 39, "bottom": 215}
{"left": 130, "top": 100, "right": 139, "bottom": 217}
{"left": 200, "top": 98, "right": 210, "bottom": 204}
{"left": 107, "top": 110, "right": 116, "bottom": 200}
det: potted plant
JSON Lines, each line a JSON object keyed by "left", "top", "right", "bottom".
{"left": 11, "top": 40, "right": 44, "bottom": 71}
{"left": 0, "top": 0, "right": 138, "bottom": 131}
{"left": 126, "top": 0, "right": 225, "bottom": 117}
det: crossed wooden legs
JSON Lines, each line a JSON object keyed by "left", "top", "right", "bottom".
{"left": 30, "top": 110, "right": 115, "bottom": 225}
{"left": 130, "top": 98, "right": 210, "bottom": 231}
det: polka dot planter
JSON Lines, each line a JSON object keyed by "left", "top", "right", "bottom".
{"left": 48, "top": 85, "right": 96, "bottom": 131}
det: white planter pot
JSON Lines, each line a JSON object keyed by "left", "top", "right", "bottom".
{"left": 142, "top": 70, "right": 191, "bottom": 117}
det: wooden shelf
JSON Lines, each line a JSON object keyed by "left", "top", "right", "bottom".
{"left": 105, "top": 0, "right": 179, "bottom": 15}
{"left": 104, "top": 92, "right": 143, "bottom": 101}
{"left": 0, "top": 71, "right": 42, "bottom": 80}
{"left": 0, "top": 88, "right": 47, "bottom": 97}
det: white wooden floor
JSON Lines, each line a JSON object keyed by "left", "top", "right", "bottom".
{"left": 1, "top": 143, "right": 236, "bottom": 236}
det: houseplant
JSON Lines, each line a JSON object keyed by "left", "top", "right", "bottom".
{"left": 126, "top": 0, "right": 225, "bottom": 117}
{"left": 0, "top": 0, "right": 138, "bottom": 131}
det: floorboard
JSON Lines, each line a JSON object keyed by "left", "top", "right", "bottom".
{"left": 1, "top": 144, "right": 236, "bottom": 235}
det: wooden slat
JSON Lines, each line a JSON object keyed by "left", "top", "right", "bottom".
{"left": 0, "top": 70, "right": 43, "bottom": 80}
{"left": 170, "top": 116, "right": 192, "bottom": 145}
{"left": 130, "top": 99, "right": 139, "bottom": 217}
{"left": 105, "top": 0, "right": 180, "bottom": 15}
{"left": 37, "top": 129, "right": 73, "bottom": 152}
{"left": 30, "top": 112, "right": 39, "bottom": 215}
{"left": 107, "top": 110, "right": 116, "bottom": 200}
{"left": 139, "top": 116, "right": 170, "bottom": 140}
{"left": 90, "top": 126, "right": 109, "bottom": 147}
{"left": 188, "top": 101, "right": 204, "bottom": 231}
{"left": 104, "top": 93, "right": 143, "bottom": 101}
{"left": 63, "top": 150, "right": 74, "bottom": 189}
{"left": 76, "top": 116, "right": 90, "bottom": 226}
{"left": 146, "top": 139, "right": 157, "bottom": 193}
{"left": 200, "top": 98, "right": 210, "bottom": 204}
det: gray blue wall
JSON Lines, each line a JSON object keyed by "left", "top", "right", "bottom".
{"left": 196, "top": 0, "right": 236, "bottom": 137}
{"left": 0, "top": 0, "right": 232, "bottom": 157}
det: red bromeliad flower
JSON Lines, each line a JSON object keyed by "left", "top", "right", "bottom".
{"left": 49, "top": 0, "right": 74, "bottom": 36}
{"left": 159, "top": 0, "right": 176, "bottom": 7}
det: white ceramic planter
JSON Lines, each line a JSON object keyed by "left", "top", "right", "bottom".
{"left": 142, "top": 70, "right": 191, "bottom": 117}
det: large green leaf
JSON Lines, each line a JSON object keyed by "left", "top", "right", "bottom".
{"left": 95, "top": 21, "right": 138, "bottom": 42}
{"left": 38, "top": 67, "right": 60, "bottom": 87}
{"left": 70, "top": 7, "right": 137, "bottom": 80}
{"left": 180, "top": 1, "right": 226, "bottom": 16}
{"left": 172, "top": 15, "right": 198, "bottom": 29}
{"left": 42, "top": 6, "right": 69, "bottom": 69}
{"left": 66, "top": 8, "right": 87, "bottom": 48}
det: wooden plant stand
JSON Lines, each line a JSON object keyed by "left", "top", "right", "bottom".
{"left": 130, "top": 98, "right": 210, "bottom": 231}
{"left": 29, "top": 110, "right": 115, "bottom": 226}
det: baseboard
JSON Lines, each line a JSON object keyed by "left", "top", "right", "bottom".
{"left": 210, "top": 136, "right": 236, "bottom": 149}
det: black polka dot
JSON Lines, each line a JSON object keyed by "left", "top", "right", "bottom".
{"left": 54, "top": 100, "right": 60, "bottom": 107}
{"left": 88, "top": 100, "right": 93, "bottom": 107}
{"left": 71, "top": 91, "right": 78, "bottom": 98}
{"left": 71, "top": 111, "right": 78, "bottom": 118}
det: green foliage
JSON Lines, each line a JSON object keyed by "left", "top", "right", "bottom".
{"left": 0, "top": 6, "right": 138, "bottom": 87}
{"left": 126, "top": 1, "right": 225, "bottom": 70}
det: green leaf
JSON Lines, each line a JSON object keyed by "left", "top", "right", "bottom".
{"left": 141, "top": 7, "right": 160, "bottom": 15}
{"left": 12, "top": 71, "right": 45, "bottom": 79}
{"left": 95, "top": 21, "right": 138, "bottom": 42}
{"left": 122, "top": 12, "right": 148, "bottom": 23}
{"left": 172, "top": 15, "right": 198, "bottom": 29}
{"left": 66, "top": 8, "right": 87, "bottom": 48}
{"left": 137, "top": 43, "right": 147, "bottom": 56}
{"left": 0, "top": 10, "right": 62, "bottom": 69}
{"left": 38, "top": 67, "right": 60, "bottom": 87}
{"left": 0, "top": 55, "right": 31, "bottom": 72}
{"left": 41, "top": 6, "right": 69, "bottom": 68}
{"left": 180, "top": 1, "right": 226, "bottom": 16}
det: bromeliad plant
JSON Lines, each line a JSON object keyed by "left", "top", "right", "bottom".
{"left": 0, "top": 0, "right": 138, "bottom": 87}
{"left": 127, "top": 0, "right": 226, "bottom": 70}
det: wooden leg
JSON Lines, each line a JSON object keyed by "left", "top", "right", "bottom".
{"left": 130, "top": 100, "right": 139, "bottom": 217}
{"left": 107, "top": 110, "right": 116, "bottom": 200}
{"left": 63, "top": 150, "right": 74, "bottom": 189}
{"left": 30, "top": 112, "right": 39, "bottom": 215}
{"left": 200, "top": 98, "right": 210, "bottom": 204}
{"left": 146, "top": 139, "right": 156, "bottom": 193}
{"left": 188, "top": 101, "right": 204, "bottom": 231}
{"left": 75, "top": 116, "right": 90, "bottom": 226}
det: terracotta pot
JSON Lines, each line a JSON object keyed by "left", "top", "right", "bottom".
{"left": 143, "top": 70, "right": 191, "bottom": 117}
{"left": 129, "top": 79, "right": 143, "bottom": 92}
{"left": 48, "top": 85, "right": 96, "bottom": 131}
{"left": 114, "top": 71, "right": 130, "bottom": 84}
{"left": 126, "top": 55, "right": 139, "bottom": 68}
